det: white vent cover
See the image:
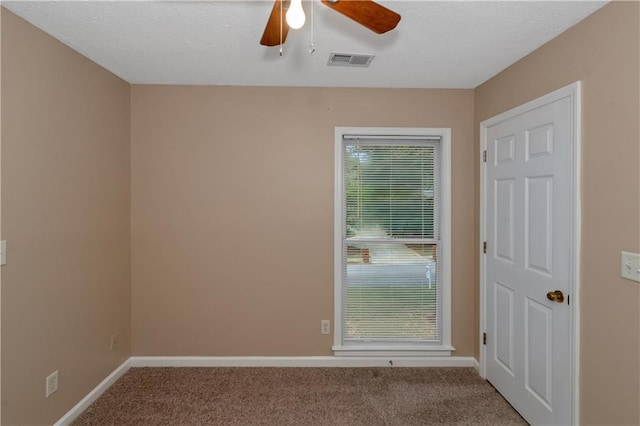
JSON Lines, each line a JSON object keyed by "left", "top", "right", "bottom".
{"left": 327, "top": 53, "right": 375, "bottom": 67}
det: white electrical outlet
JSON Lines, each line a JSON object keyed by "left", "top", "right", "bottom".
{"left": 321, "top": 320, "right": 330, "bottom": 335}
{"left": 0, "top": 240, "right": 6, "bottom": 266}
{"left": 110, "top": 333, "right": 120, "bottom": 351}
{"left": 621, "top": 251, "right": 640, "bottom": 282}
{"left": 46, "top": 370, "right": 59, "bottom": 398}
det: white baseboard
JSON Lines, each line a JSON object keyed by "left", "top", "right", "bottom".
{"left": 54, "top": 359, "right": 131, "bottom": 426}
{"left": 129, "top": 356, "right": 477, "bottom": 368}
{"left": 472, "top": 357, "right": 480, "bottom": 373}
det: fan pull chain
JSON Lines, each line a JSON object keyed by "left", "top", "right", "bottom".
{"left": 279, "top": 2, "right": 283, "bottom": 56}
{"left": 309, "top": 0, "right": 315, "bottom": 55}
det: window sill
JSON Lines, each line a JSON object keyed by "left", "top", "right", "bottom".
{"left": 332, "top": 344, "right": 454, "bottom": 357}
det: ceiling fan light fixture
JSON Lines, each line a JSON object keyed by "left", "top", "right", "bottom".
{"left": 286, "top": 0, "right": 306, "bottom": 29}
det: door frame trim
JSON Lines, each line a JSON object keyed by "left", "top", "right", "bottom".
{"left": 479, "top": 82, "right": 581, "bottom": 425}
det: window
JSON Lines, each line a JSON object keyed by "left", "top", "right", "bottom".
{"left": 333, "top": 128, "right": 452, "bottom": 356}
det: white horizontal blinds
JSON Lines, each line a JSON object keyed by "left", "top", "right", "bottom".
{"left": 343, "top": 244, "right": 440, "bottom": 341}
{"left": 342, "top": 137, "right": 441, "bottom": 343}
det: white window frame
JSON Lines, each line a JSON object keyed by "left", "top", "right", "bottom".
{"left": 333, "top": 127, "right": 453, "bottom": 356}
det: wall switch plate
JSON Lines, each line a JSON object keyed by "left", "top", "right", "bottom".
{"left": 0, "top": 240, "right": 6, "bottom": 266}
{"left": 621, "top": 251, "right": 640, "bottom": 282}
{"left": 46, "top": 371, "right": 59, "bottom": 398}
{"left": 321, "top": 320, "right": 331, "bottom": 335}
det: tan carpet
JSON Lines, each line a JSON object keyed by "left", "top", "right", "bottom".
{"left": 73, "top": 367, "right": 527, "bottom": 425}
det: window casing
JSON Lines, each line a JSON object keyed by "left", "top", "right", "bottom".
{"left": 333, "top": 128, "right": 452, "bottom": 356}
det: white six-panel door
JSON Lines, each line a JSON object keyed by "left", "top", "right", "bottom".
{"left": 482, "top": 84, "right": 580, "bottom": 426}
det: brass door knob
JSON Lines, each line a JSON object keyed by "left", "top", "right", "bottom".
{"left": 546, "top": 290, "right": 565, "bottom": 303}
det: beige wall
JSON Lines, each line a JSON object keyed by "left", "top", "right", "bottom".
{"left": 0, "top": 6, "right": 3, "bottom": 423}
{"left": 1, "top": 10, "right": 131, "bottom": 425}
{"left": 474, "top": 2, "right": 640, "bottom": 425}
{"left": 131, "top": 86, "right": 476, "bottom": 356}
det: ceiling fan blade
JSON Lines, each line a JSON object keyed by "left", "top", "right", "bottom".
{"left": 321, "top": 0, "right": 400, "bottom": 34}
{"left": 260, "top": 0, "right": 291, "bottom": 46}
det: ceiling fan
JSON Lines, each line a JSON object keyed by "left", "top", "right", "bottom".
{"left": 260, "top": 0, "right": 401, "bottom": 47}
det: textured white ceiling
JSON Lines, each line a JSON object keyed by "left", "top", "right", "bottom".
{"left": 3, "top": 0, "right": 608, "bottom": 88}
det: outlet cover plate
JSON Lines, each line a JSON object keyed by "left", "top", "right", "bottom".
{"left": 621, "top": 251, "right": 640, "bottom": 282}
{"left": 321, "top": 320, "right": 331, "bottom": 335}
{"left": 110, "top": 333, "right": 120, "bottom": 351}
{"left": 46, "top": 370, "right": 59, "bottom": 398}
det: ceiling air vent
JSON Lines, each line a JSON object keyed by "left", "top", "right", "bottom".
{"left": 328, "top": 52, "right": 375, "bottom": 67}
